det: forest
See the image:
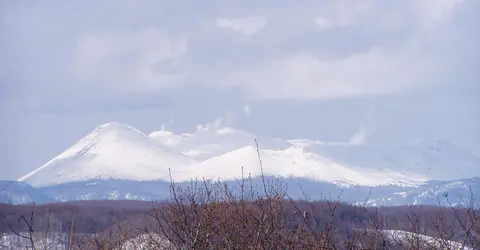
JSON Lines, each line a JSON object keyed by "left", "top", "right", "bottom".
{"left": 1, "top": 174, "right": 479, "bottom": 249}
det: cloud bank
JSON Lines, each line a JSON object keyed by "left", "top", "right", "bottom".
{"left": 1, "top": 0, "right": 478, "bottom": 108}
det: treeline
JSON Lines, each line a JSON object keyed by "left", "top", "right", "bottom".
{"left": 1, "top": 174, "right": 479, "bottom": 249}
{"left": 0, "top": 201, "right": 151, "bottom": 234}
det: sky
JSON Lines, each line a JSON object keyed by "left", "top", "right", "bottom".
{"left": 1, "top": 0, "right": 479, "bottom": 180}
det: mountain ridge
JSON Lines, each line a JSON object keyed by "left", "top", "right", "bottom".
{"left": 18, "top": 121, "right": 480, "bottom": 189}
{"left": 19, "top": 122, "right": 197, "bottom": 187}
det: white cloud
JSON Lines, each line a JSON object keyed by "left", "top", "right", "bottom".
{"left": 72, "top": 27, "right": 188, "bottom": 92}
{"left": 244, "top": 105, "right": 251, "bottom": 116}
{"left": 315, "top": 18, "right": 332, "bottom": 29}
{"left": 215, "top": 17, "right": 267, "bottom": 35}
{"left": 215, "top": 45, "right": 436, "bottom": 100}
{"left": 192, "top": 0, "right": 470, "bottom": 100}
{"left": 413, "top": 0, "right": 464, "bottom": 27}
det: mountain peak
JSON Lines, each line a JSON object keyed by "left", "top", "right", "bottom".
{"left": 98, "top": 121, "right": 124, "bottom": 128}
{"left": 94, "top": 122, "right": 145, "bottom": 135}
{"left": 19, "top": 123, "right": 196, "bottom": 187}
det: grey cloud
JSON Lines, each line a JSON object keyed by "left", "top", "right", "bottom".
{"left": 2, "top": 0, "right": 478, "bottom": 105}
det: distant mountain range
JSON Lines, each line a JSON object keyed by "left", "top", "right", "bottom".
{"left": 3, "top": 121, "right": 479, "bottom": 206}
{"left": 2, "top": 177, "right": 480, "bottom": 207}
{"left": 0, "top": 181, "right": 55, "bottom": 204}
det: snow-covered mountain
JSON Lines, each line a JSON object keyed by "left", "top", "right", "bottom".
{"left": 149, "top": 124, "right": 290, "bottom": 161}
{"left": 150, "top": 126, "right": 421, "bottom": 186}
{"left": 182, "top": 145, "right": 422, "bottom": 186}
{"left": 19, "top": 121, "right": 480, "bottom": 189}
{"left": 386, "top": 138, "right": 480, "bottom": 181}
{"left": 19, "top": 122, "right": 197, "bottom": 187}
{"left": 362, "top": 177, "right": 480, "bottom": 207}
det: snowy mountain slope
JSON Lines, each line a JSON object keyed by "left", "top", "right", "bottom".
{"left": 272, "top": 146, "right": 423, "bottom": 186}
{"left": 149, "top": 125, "right": 290, "bottom": 161}
{"left": 386, "top": 139, "right": 480, "bottom": 181}
{"left": 150, "top": 122, "right": 480, "bottom": 184}
{"left": 19, "top": 122, "right": 197, "bottom": 187}
{"left": 362, "top": 177, "right": 480, "bottom": 207}
{"left": 287, "top": 140, "right": 480, "bottom": 183}
{"left": 181, "top": 146, "right": 286, "bottom": 181}
{"left": 300, "top": 142, "right": 406, "bottom": 171}
{"left": 0, "top": 181, "right": 55, "bottom": 204}
{"left": 149, "top": 125, "right": 426, "bottom": 186}
{"left": 295, "top": 142, "right": 427, "bottom": 183}
{"left": 180, "top": 145, "right": 423, "bottom": 186}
